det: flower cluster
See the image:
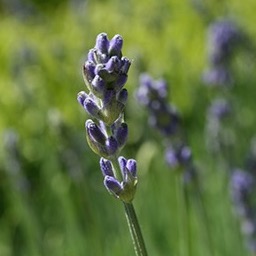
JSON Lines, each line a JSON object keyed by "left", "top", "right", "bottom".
{"left": 203, "top": 20, "right": 241, "bottom": 87}
{"left": 77, "top": 33, "right": 137, "bottom": 202}
{"left": 136, "top": 73, "right": 180, "bottom": 137}
{"left": 100, "top": 157, "right": 137, "bottom": 203}
{"left": 136, "top": 73, "right": 195, "bottom": 180}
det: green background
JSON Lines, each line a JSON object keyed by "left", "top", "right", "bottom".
{"left": 1, "top": 0, "right": 256, "bottom": 255}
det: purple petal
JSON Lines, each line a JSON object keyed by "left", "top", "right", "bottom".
{"left": 115, "top": 123, "right": 128, "bottom": 147}
{"left": 77, "top": 91, "right": 88, "bottom": 106}
{"left": 95, "top": 33, "right": 109, "bottom": 54}
{"left": 126, "top": 159, "right": 137, "bottom": 177}
{"left": 118, "top": 156, "right": 127, "bottom": 177}
{"left": 100, "top": 158, "right": 114, "bottom": 176}
{"left": 104, "top": 176, "right": 122, "bottom": 195}
{"left": 85, "top": 120, "right": 106, "bottom": 144}
{"left": 83, "top": 98, "right": 100, "bottom": 117}
{"left": 108, "top": 34, "right": 123, "bottom": 57}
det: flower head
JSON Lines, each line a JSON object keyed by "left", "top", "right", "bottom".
{"left": 79, "top": 33, "right": 131, "bottom": 125}
{"left": 208, "top": 20, "right": 241, "bottom": 65}
{"left": 78, "top": 33, "right": 138, "bottom": 202}
{"left": 137, "top": 73, "right": 180, "bottom": 137}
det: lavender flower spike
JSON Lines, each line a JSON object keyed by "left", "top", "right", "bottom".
{"left": 78, "top": 33, "right": 138, "bottom": 201}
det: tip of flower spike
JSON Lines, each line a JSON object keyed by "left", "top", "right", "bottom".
{"left": 95, "top": 32, "right": 109, "bottom": 54}
{"left": 108, "top": 34, "right": 123, "bottom": 57}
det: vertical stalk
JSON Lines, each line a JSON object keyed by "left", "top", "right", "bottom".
{"left": 192, "top": 177, "right": 215, "bottom": 256}
{"left": 123, "top": 202, "right": 148, "bottom": 256}
{"left": 175, "top": 172, "right": 190, "bottom": 256}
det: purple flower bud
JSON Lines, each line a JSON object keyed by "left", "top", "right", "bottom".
{"left": 108, "top": 34, "right": 123, "bottom": 57}
{"left": 121, "top": 57, "right": 131, "bottom": 74}
{"left": 87, "top": 49, "right": 97, "bottom": 63}
{"left": 105, "top": 136, "right": 118, "bottom": 155}
{"left": 105, "top": 56, "right": 121, "bottom": 73}
{"left": 114, "top": 122, "right": 128, "bottom": 147}
{"left": 77, "top": 91, "right": 88, "bottom": 106}
{"left": 83, "top": 97, "right": 100, "bottom": 117}
{"left": 94, "top": 63, "right": 116, "bottom": 82}
{"left": 126, "top": 159, "right": 137, "bottom": 177}
{"left": 100, "top": 158, "right": 114, "bottom": 177}
{"left": 83, "top": 61, "right": 96, "bottom": 86}
{"left": 104, "top": 176, "right": 122, "bottom": 196}
{"left": 95, "top": 33, "right": 109, "bottom": 54}
{"left": 118, "top": 156, "right": 137, "bottom": 181}
{"left": 85, "top": 119, "right": 106, "bottom": 145}
{"left": 91, "top": 75, "right": 106, "bottom": 96}
{"left": 117, "top": 89, "right": 128, "bottom": 105}
{"left": 118, "top": 156, "right": 127, "bottom": 176}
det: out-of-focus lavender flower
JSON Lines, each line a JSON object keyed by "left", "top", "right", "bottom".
{"left": 231, "top": 169, "right": 254, "bottom": 216}
{"left": 203, "top": 20, "right": 242, "bottom": 88}
{"left": 230, "top": 169, "right": 256, "bottom": 253}
{"left": 208, "top": 20, "right": 241, "bottom": 65}
{"left": 137, "top": 73, "right": 168, "bottom": 107}
{"left": 137, "top": 73, "right": 180, "bottom": 137}
{"left": 202, "top": 66, "right": 233, "bottom": 87}
{"left": 165, "top": 144, "right": 192, "bottom": 169}
{"left": 78, "top": 33, "right": 137, "bottom": 203}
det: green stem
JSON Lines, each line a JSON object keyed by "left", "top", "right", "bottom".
{"left": 123, "top": 202, "right": 148, "bottom": 256}
{"left": 192, "top": 177, "right": 214, "bottom": 256}
{"left": 175, "top": 172, "right": 190, "bottom": 256}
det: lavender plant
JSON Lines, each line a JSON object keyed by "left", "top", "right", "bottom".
{"left": 77, "top": 33, "right": 147, "bottom": 256}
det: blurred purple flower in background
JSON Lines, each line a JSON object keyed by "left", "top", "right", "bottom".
{"left": 203, "top": 19, "right": 242, "bottom": 87}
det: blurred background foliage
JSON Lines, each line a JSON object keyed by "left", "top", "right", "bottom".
{"left": 1, "top": 0, "right": 256, "bottom": 255}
